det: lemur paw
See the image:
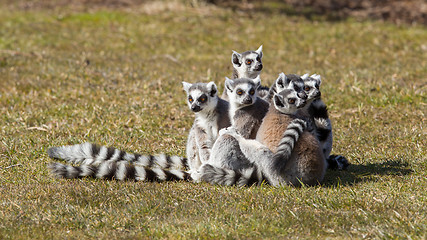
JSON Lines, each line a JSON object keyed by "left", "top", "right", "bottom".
{"left": 219, "top": 127, "right": 238, "bottom": 136}
{"left": 327, "top": 155, "right": 350, "bottom": 170}
{"left": 190, "top": 169, "right": 202, "bottom": 182}
{"left": 314, "top": 118, "right": 331, "bottom": 129}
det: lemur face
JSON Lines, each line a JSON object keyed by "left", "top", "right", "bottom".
{"left": 232, "top": 45, "right": 263, "bottom": 78}
{"left": 225, "top": 76, "right": 261, "bottom": 108}
{"left": 275, "top": 73, "right": 308, "bottom": 100}
{"left": 301, "top": 74, "right": 322, "bottom": 101}
{"left": 182, "top": 82, "right": 218, "bottom": 113}
{"left": 273, "top": 88, "right": 307, "bottom": 114}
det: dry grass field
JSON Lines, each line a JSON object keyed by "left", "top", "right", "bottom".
{"left": 0, "top": 0, "right": 426, "bottom": 239}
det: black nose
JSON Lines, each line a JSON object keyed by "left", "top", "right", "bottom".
{"left": 255, "top": 64, "right": 263, "bottom": 71}
{"left": 191, "top": 105, "right": 201, "bottom": 112}
{"left": 298, "top": 92, "right": 307, "bottom": 100}
{"left": 243, "top": 96, "right": 253, "bottom": 104}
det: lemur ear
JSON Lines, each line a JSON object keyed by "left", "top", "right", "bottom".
{"left": 252, "top": 75, "right": 261, "bottom": 89}
{"left": 225, "top": 77, "right": 234, "bottom": 92}
{"left": 255, "top": 45, "right": 263, "bottom": 59}
{"left": 276, "top": 72, "right": 288, "bottom": 88}
{"left": 231, "top": 51, "right": 242, "bottom": 67}
{"left": 182, "top": 82, "right": 192, "bottom": 93}
{"left": 310, "top": 74, "right": 322, "bottom": 85}
{"left": 301, "top": 73, "right": 310, "bottom": 80}
{"left": 206, "top": 82, "right": 217, "bottom": 97}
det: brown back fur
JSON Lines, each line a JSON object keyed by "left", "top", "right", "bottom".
{"left": 256, "top": 105, "right": 326, "bottom": 186}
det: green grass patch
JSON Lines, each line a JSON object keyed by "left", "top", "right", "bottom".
{"left": 0, "top": 1, "right": 426, "bottom": 239}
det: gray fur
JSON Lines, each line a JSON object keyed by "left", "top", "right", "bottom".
{"left": 200, "top": 74, "right": 327, "bottom": 187}
{"left": 182, "top": 81, "right": 231, "bottom": 174}
{"left": 225, "top": 76, "right": 269, "bottom": 139}
{"left": 299, "top": 73, "right": 348, "bottom": 169}
{"left": 199, "top": 117, "right": 308, "bottom": 187}
{"left": 222, "top": 45, "right": 263, "bottom": 100}
{"left": 265, "top": 73, "right": 307, "bottom": 102}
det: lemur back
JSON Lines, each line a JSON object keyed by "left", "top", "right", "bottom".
{"left": 221, "top": 45, "right": 264, "bottom": 100}
{"left": 256, "top": 73, "right": 308, "bottom": 145}
{"left": 225, "top": 76, "right": 269, "bottom": 139}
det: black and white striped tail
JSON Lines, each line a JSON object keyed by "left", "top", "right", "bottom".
{"left": 200, "top": 164, "right": 265, "bottom": 187}
{"left": 272, "top": 118, "right": 307, "bottom": 170}
{"left": 48, "top": 161, "right": 192, "bottom": 182}
{"left": 309, "top": 100, "right": 331, "bottom": 142}
{"left": 47, "top": 143, "right": 188, "bottom": 170}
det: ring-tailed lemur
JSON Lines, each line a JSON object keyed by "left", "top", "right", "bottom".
{"left": 299, "top": 73, "right": 349, "bottom": 170}
{"left": 182, "top": 81, "right": 231, "bottom": 173}
{"left": 225, "top": 76, "right": 269, "bottom": 139}
{"left": 256, "top": 73, "right": 308, "bottom": 146}
{"left": 265, "top": 73, "right": 306, "bottom": 103}
{"left": 48, "top": 81, "right": 231, "bottom": 181}
{"left": 200, "top": 86, "right": 326, "bottom": 187}
{"left": 222, "top": 45, "right": 266, "bottom": 100}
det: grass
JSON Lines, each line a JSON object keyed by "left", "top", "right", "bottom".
{"left": 0, "top": 0, "right": 426, "bottom": 239}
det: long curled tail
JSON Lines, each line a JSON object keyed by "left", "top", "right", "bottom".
{"left": 200, "top": 164, "right": 265, "bottom": 187}
{"left": 272, "top": 118, "right": 307, "bottom": 170}
{"left": 47, "top": 143, "right": 188, "bottom": 170}
{"left": 48, "top": 161, "right": 191, "bottom": 182}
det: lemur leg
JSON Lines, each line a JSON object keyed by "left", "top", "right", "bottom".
{"left": 186, "top": 128, "right": 201, "bottom": 174}
{"left": 194, "top": 127, "right": 213, "bottom": 165}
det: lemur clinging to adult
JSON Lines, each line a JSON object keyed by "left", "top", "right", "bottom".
{"left": 48, "top": 82, "right": 231, "bottom": 180}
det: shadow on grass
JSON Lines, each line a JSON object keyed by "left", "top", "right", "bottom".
{"left": 323, "top": 158, "right": 414, "bottom": 187}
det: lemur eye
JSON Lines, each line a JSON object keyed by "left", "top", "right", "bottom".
{"left": 188, "top": 97, "right": 193, "bottom": 103}
{"left": 199, "top": 96, "right": 207, "bottom": 103}
{"left": 249, "top": 89, "right": 255, "bottom": 95}
{"left": 236, "top": 90, "right": 244, "bottom": 95}
{"left": 304, "top": 86, "right": 311, "bottom": 91}
{"left": 256, "top": 57, "right": 261, "bottom": 62}
{"left": 288, "top": 98, "right": 296, "bottom": 104}
{"left": 245, "top": 59, "right": 253, "bottom": 65}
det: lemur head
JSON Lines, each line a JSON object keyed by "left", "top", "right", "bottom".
{"left": 231, "top": 45, "right": 263, "bottom": 78}
{"left": 273, "top": 73, "right": 307, "bottom": 100}
{"left": 182, "top": 81, "right": 218, "bottom": 113}
{"left": 225, "top": 76, "right": 261, "bottom": 108}
{"left": 273, "top": 88, "right": 307, "bottom": 114}
{"left": 301, "top": 73, "right": 322, "bottom": 101}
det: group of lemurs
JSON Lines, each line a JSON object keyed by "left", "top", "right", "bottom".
{"left": 48, "top": 45, "right": 349, "bottom": 187}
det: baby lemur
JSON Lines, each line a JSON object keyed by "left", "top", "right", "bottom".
{"left": 48, "top": 82, "right": 231, "bottom": 181}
